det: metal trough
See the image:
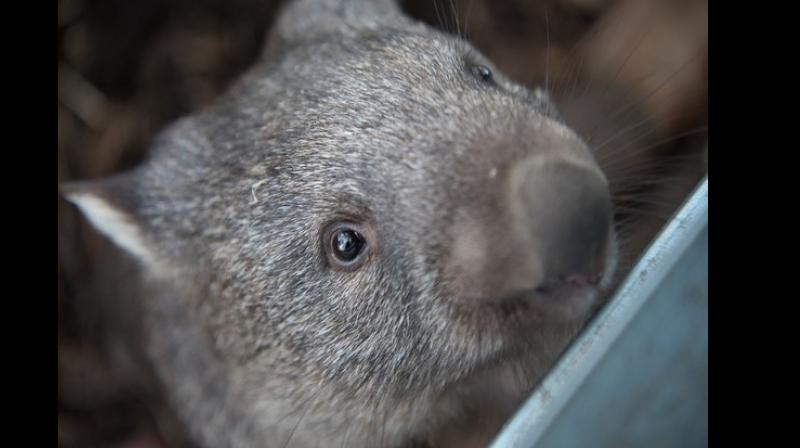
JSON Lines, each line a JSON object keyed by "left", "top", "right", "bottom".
{"left": 491, "top": 176, "right": 708, "bottom": 448}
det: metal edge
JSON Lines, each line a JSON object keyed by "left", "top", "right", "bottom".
{"left": 490, "top": 176, "right": 708, "bottom": 448}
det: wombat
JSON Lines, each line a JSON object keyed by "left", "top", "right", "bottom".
{"left": 62, "top": 0, "right": 618, "bottom": 446}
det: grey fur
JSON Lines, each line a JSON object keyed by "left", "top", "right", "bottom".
{"left": 64, "top": 0, "right": 617, "bottom": 446}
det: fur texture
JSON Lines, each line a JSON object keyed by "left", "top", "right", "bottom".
{"left": 64, "top": 0, "right": 619, "bottom": 446}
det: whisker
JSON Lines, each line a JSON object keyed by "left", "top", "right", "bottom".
{"left": 552, "top": 4, "right": 629, "bottom": 97}
{"left": 597, "top": 127, "right": 709, "bottom": 171}
{"left": 447, "top": 0, "right": 461, "bottom": 40}
{"left": 588, "top": 49, "right": 705, "bottom": 139}
{"left": 433, "top": 0, "right": 446, "bottom": 35}
{"left": 590, "top": 114, "right": 655, "bottom": 151}
{"left": 464, "top": 0, "right": 477, "bottom": 40}
{"left": 281, "top": 388, "right": 322, "bottom": 448}
{"left": 544, "top": 6, "right": 550, "bottom": 93}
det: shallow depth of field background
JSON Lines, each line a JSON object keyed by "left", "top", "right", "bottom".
{"left": 57, "top": 0, "right": 707, "bottom": 446}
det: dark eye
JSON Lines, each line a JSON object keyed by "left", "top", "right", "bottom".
{"left": 324, "top": 223, "right": 369, "bottom": 270}
{"left": 471, "top": 64, "right": 493, "bottom": 83}
{"left": 333, "top": 229, "right": 364, "bottom": 261}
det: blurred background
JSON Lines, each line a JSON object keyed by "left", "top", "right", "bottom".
{"left": 57, "top": 0, "right": 707, "bottom": 446}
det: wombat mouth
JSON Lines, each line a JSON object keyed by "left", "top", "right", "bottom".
{"left": 493, "top": 282, "right": 598, "bottom": 314}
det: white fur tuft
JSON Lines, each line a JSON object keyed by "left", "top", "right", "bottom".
{"left": 66, "top": 193, "right": 155, "bottom": 264}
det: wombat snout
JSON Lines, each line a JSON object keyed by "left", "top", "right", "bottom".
{"left": 513, "top": 158, "right": 612, "bottom": 285}
{"left": 447, "top": 156, "right": 613, "bottom": 305}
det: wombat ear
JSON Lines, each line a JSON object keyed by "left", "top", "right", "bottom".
{"left": 60, "top": 176, "right": 155, "bottom": 265}
{"left": 271, "top": 0, "right": 403, "bottom": 44}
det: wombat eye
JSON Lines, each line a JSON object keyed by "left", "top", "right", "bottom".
{"left": 471, "top": 64, "right": 493, "bottom": 83}
{"left": 324, "top": 223, "right": 369, "bottom": 270}
{"left": 333, "top": 230, "right": 364, "bottom": 260}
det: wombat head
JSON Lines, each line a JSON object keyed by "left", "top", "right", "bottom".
{"left": 63, "top": 0, "right": 617, "bottom": 445}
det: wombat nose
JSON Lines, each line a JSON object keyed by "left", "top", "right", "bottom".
{"left": 511, "top": 157, "right": 612, "bottom": 288}
{"left": 445, "top": 156, "right": 613, "bottom": 304}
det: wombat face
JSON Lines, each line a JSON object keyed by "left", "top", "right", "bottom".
{"left": 64, "top": 1, "right": 617, "bottom": 445}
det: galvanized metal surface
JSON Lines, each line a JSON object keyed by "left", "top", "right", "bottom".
{"left": 491, "top": 177, "right": 708, "bottom": 448}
